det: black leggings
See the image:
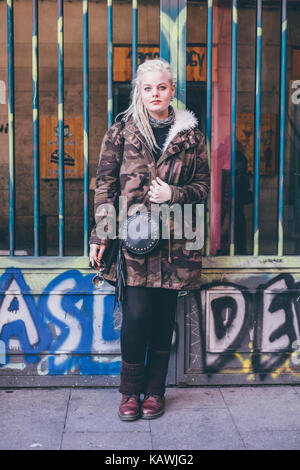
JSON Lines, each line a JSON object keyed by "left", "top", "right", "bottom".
{"left": 121, "top": 286, "right": 178, "bottom": 364}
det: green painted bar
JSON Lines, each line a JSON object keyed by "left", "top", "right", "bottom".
{"left": 7, "top": 0, "right": 15, "bottom": 256}
{"left": 107, "top": 0, "right": 113, "bottom": 127}
{"left": 278, "top": 0, "right": 287, "bottom": 257}
{"left": 205, "top": 0, "right": 213, "bottom": 257}
{"left": 83, "top": 0, "right": 89, "bottom": 257}
{"left": 253, "top": 0, "right": 262, "bottom": 257}
{"left": 230, "top": 0, "right": 238, "bottom": 257}
{"left": 58, "top": 0, "right": 64, "bottom": 256}
{"left": 132, "top": 0, "right": 138, "bottom": 80}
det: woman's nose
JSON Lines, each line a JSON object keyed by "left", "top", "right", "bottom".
{"left": 152, "top": 88, "right": 158, "bottom": 97}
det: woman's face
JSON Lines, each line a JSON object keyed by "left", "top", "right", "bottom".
{"left": 140, "top": 70, "right": 175, "bottom": 120}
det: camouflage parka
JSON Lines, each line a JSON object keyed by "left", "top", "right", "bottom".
{"left": 89, "top": 107, "right": 210, "bottom": 291}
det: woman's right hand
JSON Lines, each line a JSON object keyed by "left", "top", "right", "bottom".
{"left": 89, "top": 244, "right": 106, "bottom": 270}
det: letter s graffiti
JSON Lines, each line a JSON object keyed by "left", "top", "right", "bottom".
{"left": 291, "top": 80, "right": 300, "bottom": 105}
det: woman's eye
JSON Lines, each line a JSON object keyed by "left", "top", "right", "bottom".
{"left": 144, "top": 87, "right": 151, "bottom": 92}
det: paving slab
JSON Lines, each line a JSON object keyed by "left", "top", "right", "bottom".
{"left": 61, "top": 431, "right": 153, "bottom": 450}
{"left": 292, "top": 386, "right": 300, "bottom": 397}
{"left": 0, "top": 389, "right": 70, "bottom": 450}
{"left": 221, "top": 386, "right": 299, "bottom": 405}
{"left": 220, "top": 386, "right": 300, "bottom": 432}
{"left": 149, "top": 408, "right": 245, "bottom": 450}
{"left": 65, "top": 388, "right": 150, "bottom": 433}
{"left": 241, "top": 430, "right": 300, "bottom": 450}
{"left": 165, "top": 387, "right": 226, "bottom": 410}
{"left": 1, "top": 386, "right": 300, "bottom": 450}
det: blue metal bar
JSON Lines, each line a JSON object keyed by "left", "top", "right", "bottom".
{"left": 278, "top": 0, "right": 287, "bottom": 257}
{"left": 7, "top": 0, "right": 15, "bottom": 256}
{"left": 107, "top": 0, "right": 113, "bottom": 127}
{"left": 177, "top": 0, "right": 186, "bottom": 110}
{"left": 58, "top": 0, "right": 64, "bottom": 256}
{"left": 253, "top": 0, "right": 262, "bottom": 257}
{"left": 83, "top": 0, "right": 89, "bottom": 257}
{"left": 169, "top": 1, "right": 178, "bottom": 106}
{"left": 132, "top": 0, "right": 138, "bottom": 80}
{"left": 205, "top": 0, "right": 213, "bottom": 256}
{"left": 160, "top": 0, "right": 171, "bottom": 63}
{"left": 32, "top": 0, "right": 40, "bottom": 256}
{"left": 160, "top": 1, "right": 186, "bottom": 108}
{"left": 230, "top": 0, "right": 238, "bottom": 256}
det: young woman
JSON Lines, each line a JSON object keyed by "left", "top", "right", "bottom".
{"left": 89, "top": 59, "right": 210, "bottom": 421}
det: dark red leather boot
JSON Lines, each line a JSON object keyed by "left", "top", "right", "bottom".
{"left": 141, "top": 394, "right": 165, "bottom": 419}
{"left": 118, "top": 360, "right": 145, "bottom": 421}
{"left": 141, "top": 348, "right": 171, "bottom": 419}
{"left": 118, "top": 394, "right": 141, "bottom": 421}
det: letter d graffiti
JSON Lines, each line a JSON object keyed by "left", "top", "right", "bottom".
{"left": 0, "top": 340, "right": 6, "bottom": 365}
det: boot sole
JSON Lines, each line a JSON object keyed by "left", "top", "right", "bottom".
{"left": 118, "top": 412, "right": 140, "bottom": 422}
{"left": 141, "top": 409, "right": 164, "bottom": 420}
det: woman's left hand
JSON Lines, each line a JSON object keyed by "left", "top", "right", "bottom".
{"left": 148, "top": 177, "right": 172, "bottom": 204}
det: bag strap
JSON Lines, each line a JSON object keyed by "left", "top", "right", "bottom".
{"left": 114, "top": 119, "right": 126, "bottom": 311}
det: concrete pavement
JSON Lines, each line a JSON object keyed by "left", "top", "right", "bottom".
{"left": 1, "top": 385, "right": 300, "bottom": 450}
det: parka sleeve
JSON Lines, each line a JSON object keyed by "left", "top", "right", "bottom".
{"left": 168, "top": 132, "right": 210, "bottom": 206}
{"left": 89, "top": 122, "right": 123, "bottom": 245}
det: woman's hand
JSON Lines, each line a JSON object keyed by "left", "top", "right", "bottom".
{"left": 89, "top": 244, "right": 106, "bottom": 270}
{"left": 148, "top": 177, "right": 172, "bottom": 204}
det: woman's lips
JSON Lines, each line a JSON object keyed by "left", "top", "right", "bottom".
{"left": 151, "top": 100, "right": 161, "bottom": 104}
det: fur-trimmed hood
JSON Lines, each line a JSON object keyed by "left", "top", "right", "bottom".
{"left": 162, "top": 107, "right": 198, "bottom": 153}
{"left": 124, "top": 106, "right": 200, "bottom": 156}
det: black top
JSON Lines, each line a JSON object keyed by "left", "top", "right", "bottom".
{"left": 151, "top": 125, "right": 171, "bottom": 163}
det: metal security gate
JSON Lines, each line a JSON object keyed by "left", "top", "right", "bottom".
{"left": 1, "top": 0, "right": 300, "bottom": 386}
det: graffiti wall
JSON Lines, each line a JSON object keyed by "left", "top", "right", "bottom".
{"left": 1, "top": 259, "right": 300, "bottom": 386}
{"left": 181, "top": 260, "right": 300, "bottom": 385}
{"left": 0, "top": 265, "right": 122, "bottom": 382}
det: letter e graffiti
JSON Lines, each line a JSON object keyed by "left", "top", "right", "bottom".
{"left": 0, "top": 340, "right": 6, "bottom": 365}
{"left": 291, "top": 339, "right": 300, "bottom": 365}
